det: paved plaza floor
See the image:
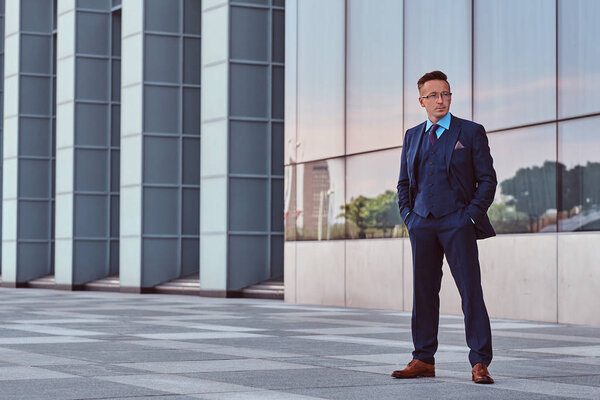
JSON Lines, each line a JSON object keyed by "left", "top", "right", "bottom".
{"left": 0, "top": 288, "right": 599, "bottom": 399}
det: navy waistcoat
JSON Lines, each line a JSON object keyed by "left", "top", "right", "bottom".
{"left": 413, "top": 129, "right": 463, "bottom": 218}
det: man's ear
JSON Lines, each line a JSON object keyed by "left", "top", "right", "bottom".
{"left": 419, "top": 98, "right": 425, "bottom": 108}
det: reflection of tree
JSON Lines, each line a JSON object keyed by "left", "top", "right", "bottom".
{"left": 562, "top": 162, "right": 600, "bottom": 216}
{"left": 341, "top": 190, "right": 403, "bottom": 239}
{"left": 497, "top": 161, "right": 600, "bottom": 233}
{"left": 500, "top": 160, "right": 556, "bottom": 232}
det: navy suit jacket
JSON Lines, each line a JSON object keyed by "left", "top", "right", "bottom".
{"left": 397, "top": 114, "right": 497, "bottom": 239}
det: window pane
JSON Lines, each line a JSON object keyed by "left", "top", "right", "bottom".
{"left": 404, "top": 0, "right": 471, "bottom": 131}
{"left": 74, "top": 194, "right": 108, "bottom": 237}
{"left": 229, "top": 178, "right": 268, "bottom": 231}
{"left": 21, "top": 34, "right": 51, "bottom": 74}
{"left": 182, "top": 188, "right": 199, "bottom": 235}
{"left": 474, "top": 0, "right": 555, "bottom": 131}
{"left": 21, "top": 0, "right": 52, "bottom": 33}
{"left": 558, "top": 0, "right": 600, "bottom": 118}
{"left": 296, "top": 158, "right": 345, "bottom": 240}
{"left": 145, "top": 0, "right": 180, "bottom": 33}
{"left": 145, "top": 35, "right": 180, "bottom": 83}
{"left": 345, "top": 149, "right": 404, "bottom": 239}
{"left": 347, "top": 0, "right": 402, "bottom": 154}
{"left": 183, "top": 88, "right": 200, "bottom": 135}
{"left": 76, "top": 11, "right": 109, "bottom": 55}
{"left": 558, "top": 117, "right": 600, "bottom": 231}
{"left": 76, "top": 58, "right": 109, "bottom": 101}
{"left": 20, "top": 76, "right": 51, "bottom": 115}
{"left": 75, "top": 149, "right": 108, "bottom": 192}
{"left": 143, "top": 188, "right": 179, "bottom": 235}
{"left": 143, "top": 136, "right": 179, "bottom": 184}
{"left": 230, "top": 6, "right": 268, "bottom": 62}
{"left": 229, "top": 121, "right": 268, "bottom": 175}
{"left": 75, "top": 103, "right": 109, "bottom": 146}
{"left": 144, "top": 85, "right": 180, "bottom": 133}
{"left": 297, "top": 0, "right": 345, "bottom": 162}
{"left": 182, "top": 137, "right": 200, "bottom": 185}
{"left": 272, "top": 10, "right": 284, "bottom": 63}
{"left": 488, "top": 124, "right": 557, "bottom": 234}
{"left": 19, "top": 159, "right": 50, "bottom": 198}
{"left": 230, "top": 64, "right": 268, "bottom": 118}
{"left": 183, "top": 0, "right": 201, "bottom": 34}
{"left": 183, "top": 37, "right": 201, "bottom": 84}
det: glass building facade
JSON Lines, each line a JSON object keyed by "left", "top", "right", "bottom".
{"left": 284, "top": 0, "right": 600, "bottom": 326}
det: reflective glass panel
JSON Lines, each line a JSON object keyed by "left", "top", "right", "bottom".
{"left": 487, "top": 124, "right": 556, "bottom": 234}
{"left": 346, "top": 0, "right": 402, "bottom": 154}
{"left": 558, "top": 0, "right": 600, "bottom": 118}
{"left": 558, "top": 116, "right": 600, "bottom": 231}
{"left": 474, "top": 0, "right": 556, "bottom": 131}
{"left": 296, "top": 158, "right": 345, "bottom": 240}
{"left": 345, "top": 149, "right": 404, "bottom": 239}
{"left": 296, "top": 0, "right": 345, "bottom": 162}
{"left": 404, "top": 0, "right": 471, "bottom": 131}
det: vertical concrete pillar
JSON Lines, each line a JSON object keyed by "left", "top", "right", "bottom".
{"left": 55, "top": 0, "right": 120, "bottom": 287}
{"left": 120, "top": 0, "right": 201, "bottom": 291}
{"left": 200, "top": 0, "right": 285, "bottom": 293}
{"left": 0, "top": 0, "right": 5, "bottom": 277}
{"left": 2, "top": 0, "right": 56, "bottom": 285}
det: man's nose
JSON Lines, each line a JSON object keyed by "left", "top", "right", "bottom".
{"left": 436, "top": 94, "right": 444, "bottom": 103}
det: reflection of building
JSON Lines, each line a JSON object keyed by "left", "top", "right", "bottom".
{"left": 284, "top": 0, "right": 600, "bottom": 326}
{"left": 303, "top": 162, "right": 330, "bottom": 240}
{"left": 0, "top": 1, "right": 285, "bottom": 296}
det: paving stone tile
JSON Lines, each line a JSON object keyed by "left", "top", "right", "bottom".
{"left": 98, "top": 374, "right": 259, "bottom": 395}
{"left": 0, "top": 366, "right": 75, "bottom": 380}
{"left": 118, "top": 359, "right": 317, "bottom": 373}
{"left": 289, "top": 382, "right": 568, "bottom": 400}
{"left": 189, "top": 368, "right": 398, "bottom": 390}
{"left": 0, "top": 377, "right": 165, "bottom": 400}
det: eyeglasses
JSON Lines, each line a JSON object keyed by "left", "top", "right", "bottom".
{"left": 420, "top": 92, "right": 452, "bottom": 101}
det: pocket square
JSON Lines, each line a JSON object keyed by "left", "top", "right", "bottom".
{"left": 454, "top": 141, "right": 465, "bottom": 150}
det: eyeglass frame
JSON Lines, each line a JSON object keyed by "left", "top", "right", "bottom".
{"left": 420, "top": 92, "right": 452, "bottom": 101}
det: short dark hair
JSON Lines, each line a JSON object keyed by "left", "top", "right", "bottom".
{"left": 417, "top": 70, "right": 450, "bottom": 91}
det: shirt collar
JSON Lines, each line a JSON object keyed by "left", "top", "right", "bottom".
{"left": 425, "top": 112, "right": 451, "bottom": 132}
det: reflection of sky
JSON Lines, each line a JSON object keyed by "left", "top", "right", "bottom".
{"left": 559, "top": 116, "right": 600, "bottom": 167}
{"left": 403, "top": 0, "right": 472, "bottom": 131}
{"left": 345, "top": 149, "right": 401, "bottom": 200}
{"left": 487, "top": 123, "right": 556, "bottom": 199}
{"left": 473, "top": 0, "right": 556, "bottom": 131}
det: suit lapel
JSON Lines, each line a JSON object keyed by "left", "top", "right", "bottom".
{"left": 408, "top": 122, "right": 427, "bottom": 178}
{"left": 444, "top": 114, "right": 461, "bottom": 172}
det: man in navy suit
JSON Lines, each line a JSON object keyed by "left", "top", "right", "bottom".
{"left": 392, "top": 71, "right": 496, "bottom": 384}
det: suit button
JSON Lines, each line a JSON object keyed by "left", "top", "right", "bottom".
{"left": 428, "top": 183, "right": 433, "bottom": 187}
{"left": 428, "top": 172, "right": 433, "bottom": 176}
{"left": 429, "top": 162, "right": 433, "bottom": 166}
{"left": 431, "top": 152, "right": 435, "bottom": 155}
{"left": 428, "top": 205, "right": 433, "bottom": 208}
{"left": 428, "top": 194, "right": 433, "bottom": 198}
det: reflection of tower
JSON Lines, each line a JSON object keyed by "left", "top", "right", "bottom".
{"left": 303, "top": 162, "right": 330, "bottom": 238}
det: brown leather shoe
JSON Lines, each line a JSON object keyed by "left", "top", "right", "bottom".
{"left": 391, "top": 359, "right": 435, "bottom": 379}
{"left": 472, "top": 362, "right": 494, "bottom": 384}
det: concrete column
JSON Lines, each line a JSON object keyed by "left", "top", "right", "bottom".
{"left": 120, "top": 0, "right": 201, "bottom": 291}
{"left": 200, "top": 0, "right": 285, "bottom": 294}
{"left": 2, "top": 0, "right": 55, "bottom": 286}
{"left": 55, "top": 0, "right": 119, "bottom": 287}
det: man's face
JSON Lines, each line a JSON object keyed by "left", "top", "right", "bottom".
{"left": 418, "top": 79, "right": 451, "bottom": 123}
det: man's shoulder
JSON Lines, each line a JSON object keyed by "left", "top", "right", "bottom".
{"left": 405, "top": 121, "right": 426, "bottom": 137}
{"left": 452, "top": 115, "right": 485, "bottom": 133}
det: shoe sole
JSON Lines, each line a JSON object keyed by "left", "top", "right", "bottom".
{"left": 392, "top": 372, "right": 435, "bottom": 379}
{"left": 472, "top": 374, "right": 494, "bottom": 384}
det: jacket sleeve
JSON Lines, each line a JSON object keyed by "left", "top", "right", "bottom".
{"left": 397, "top": 131, "right": 411, "bottom": 220}
{"left": 466, "top": 125, "right": 497, "bottom": 222}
